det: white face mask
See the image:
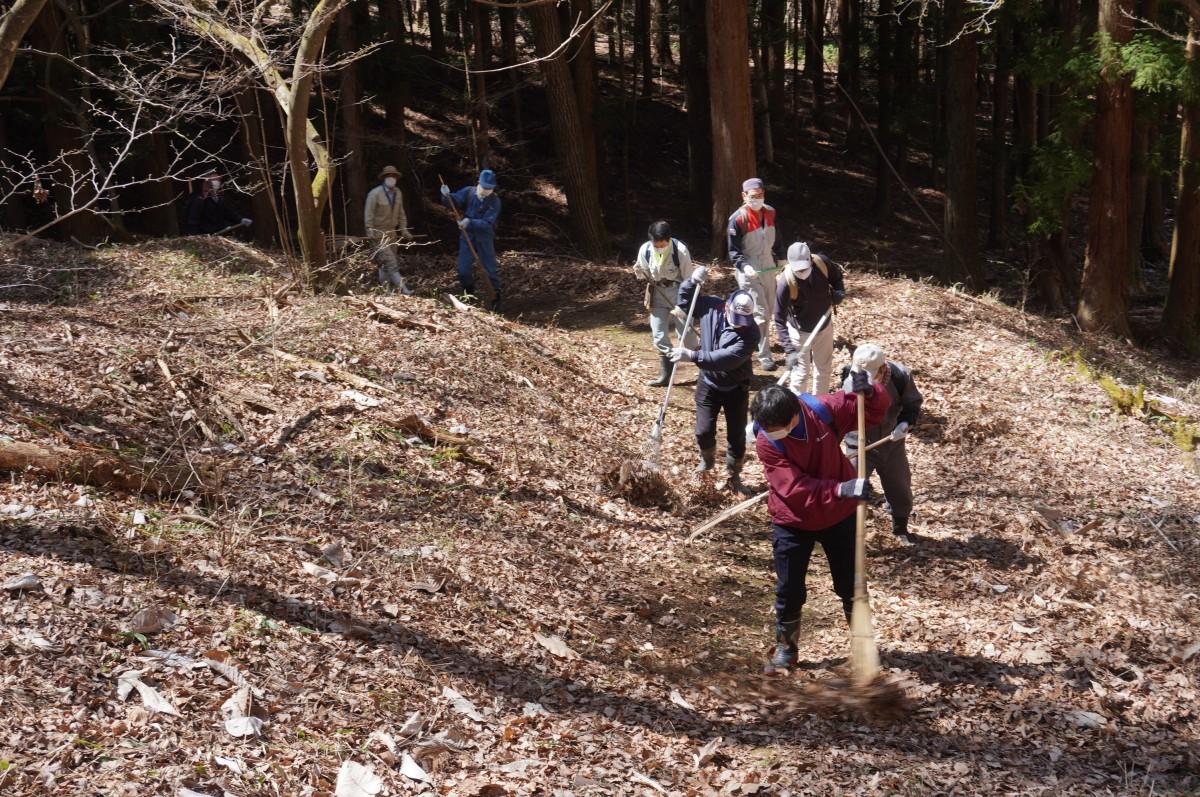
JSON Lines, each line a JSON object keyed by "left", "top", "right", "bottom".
{"left": 653, "top": 243, "right": 669, "bottom": 253}
{"left": 476, "top": 185, "right": 493, "bottom": 198}
{"left": 765, "top": 417, "right": 797, "bottom": 441}
{"left": 746, "top": 198, "right": 764, "bottom": 211}
{"left": 210, "top": 179, "right": 222, "bottom": 191}
{"left": 384, "top": 177, "right": 397, "bottom": 188}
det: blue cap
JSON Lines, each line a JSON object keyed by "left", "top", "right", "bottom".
{"left": 726, "top": 289, "right": 757, "bottom": 327}
{"left": 479, "top": 169, "right": 497, "bottom": 189}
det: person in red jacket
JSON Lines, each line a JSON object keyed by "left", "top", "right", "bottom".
{"left": 749, "top": 364, "right": 891, "bottom": 672}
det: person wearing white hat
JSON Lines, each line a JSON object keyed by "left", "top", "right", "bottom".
{"left": 365, "top": 165, "right": 414, "bottom": 295}
{"left": 672, "top": 269, "right": 761, "bottom": 493}
{"left": 841, "top": 343, "right": 923, "bottom": 544}
{"left": 774, "top": 241, "right": 845, "bottom": 394}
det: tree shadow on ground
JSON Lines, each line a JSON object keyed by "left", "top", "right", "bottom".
{"left": 870, "top": 532, "right": 1044, "bottom": 572}
{"left": 4, "top": 517, "right": 1195, "bottom": 792}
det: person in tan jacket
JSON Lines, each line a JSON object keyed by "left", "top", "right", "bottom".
{"left": 365, "top": 165, "right": 413, "bottom": 295}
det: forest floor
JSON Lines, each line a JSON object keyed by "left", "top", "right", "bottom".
{"left": 1, "top": 235, "right": 1199, "bottom": 796}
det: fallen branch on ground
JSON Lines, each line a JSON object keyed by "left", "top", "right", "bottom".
{"left": 0, "top": 439, "right": 217, "bottom": 495}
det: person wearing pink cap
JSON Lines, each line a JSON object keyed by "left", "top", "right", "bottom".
{"left": 727, "top": 177, "right": 787, "bottom": 372}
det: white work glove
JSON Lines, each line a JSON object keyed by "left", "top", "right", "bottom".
{"left": 240, "top": 218, "right": 252, "bottom": 227}
{"left": 440, "top": 185, "right": 451, "bottom": 197}
{"left": 670, "top": 347, "right": 696, "bottom": 363}
{"left": 890, "top": 421, "right": 910, "bottom": 442}
{"left": 691, "top": 266, "right": 708, "bottom": 283}
{"left": 457, "top": 218, "right": 469, "bottom": 229}
{"left": 742, "top": 264, "right": 757, "bottom": 278}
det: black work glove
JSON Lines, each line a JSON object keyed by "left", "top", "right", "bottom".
{"left": 785, "top": 351, "right": 801, "bottom": 368}
{"left": 831, "top": 290, "right": 845, "bottom": 306}
{"left": 836, "top": 478, "right": 873, "bottom": 500}
{"left": 850, "top": 367, "right": 872, "bottom": 395}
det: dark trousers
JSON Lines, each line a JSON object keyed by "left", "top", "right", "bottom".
{"left": 848, "top": 440, "right": 913, "bottom": 518}
{"left": 772, "top": 514, "right": 857, "bottom": 623}
{"left": 694, "top": 379, "right": 749, "bottom": 459}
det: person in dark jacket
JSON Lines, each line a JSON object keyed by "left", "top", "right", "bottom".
{"left": 672, "top": 267, "right": 761, "bottom": 494}
{"left": 840, "top": 343, "right": 923, "bottom": 544}
{"left": 184, "top": 171, "right": 251, "bottom": 236}
{"left": 440, "top": 169, "right": 503, "bottom": 310}
{"left": 774, "top": 242, "right": 846, "bottom": 395}
{"left": 750, "top": 367, "right": 891, "bottom": 672}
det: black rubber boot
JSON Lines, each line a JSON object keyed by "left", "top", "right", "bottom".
{"left": 726, "top": 453, "right": 755, "bottom": 496}
{"left": 489, "top": 291, "right": 503, "bottom": 312}
{"left": 892, "top": 515, "right": 915, "bottom": 545}
{"left": 842, "top": 600, "right": 854, "bottom": 626}
{"left": 646, "top": 355, "right": 673, "bottom": 387}
{"left": 767, "top": 617, "right": 801, "bottom": 673}
{"left": 695, "top": 447, "right": 716, "bottom": 473}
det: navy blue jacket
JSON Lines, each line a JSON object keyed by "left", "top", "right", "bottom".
{"left": 678, "top": 278, "right": 760, "bottom": 391}
{"left": 444, "top": 186, "right": 501, "bottom": 240}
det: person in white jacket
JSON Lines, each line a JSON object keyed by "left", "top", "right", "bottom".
{"left": 364, "top": 165, "right": 413, "bottom": 295}
{"left": 634, "top": 221, "right": 699, "bottom": 385}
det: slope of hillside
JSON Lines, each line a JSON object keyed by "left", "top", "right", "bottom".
{"left": 1, "top": 239, "right": 1198, "bottom": 796}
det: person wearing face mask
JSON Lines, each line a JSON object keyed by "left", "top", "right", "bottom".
{"left": 774, "top": 241, "right": 846, "bottom": 394}
{"left": 840, "top": 343, "right": 923, "bottom": 545}
{"left": 727, "top": 177, "right": 787, "bottom": 372}
{"left": 440, "top": 169, "right": 503, "bottom": 311}
{"left": 365, "top": 165, "right": 414, "bottom": 295}
{"left": 673, "top": 270, "right": 761, "bottom": 494}
{"left": 184, "top": 170, "right": 252, "bottom": 236}
{"left": 749, "top": 367, "right": 890, "bottom": 673}
{"left": 633, "top": 220, "right": 699, "bottom": 386}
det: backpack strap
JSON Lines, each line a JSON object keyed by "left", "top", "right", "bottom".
{"left": 671, "top": 238, "right": 681, "bottom": 269}
{"left": 799, "top": 392, "right": 837, "bottom": 437}
{"left": 784, "top": 267, "right": 799, "bottom": 301}
{"left": 812, "top": 253, "right": 830, "bottom": 280}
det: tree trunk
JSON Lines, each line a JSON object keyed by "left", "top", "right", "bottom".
{"left": 378, "top": 0, "right": 422, "bottom": 230}
{"left": 1144, "top": 158, "right": 1167, "bottom": 258}
{"left": 707, "top": 0, "right": 756, "bottom": 251}
{"left": 941, "top": 0, "right": 982, "bottom": 287}
{"left": 837, "top": 0, "right": 861, "bottom": 151}
{"left": 529, "top": 2, "right": 608, "bottom": 257}
{"left": 762, "top": 0, "right": 786, "bottom": 124}
{"left": 873, "top": 0, "right": 895, "bottom": 217}
{"left": 470, "top": 0, "right": 490, "bottom": 168}
{"left": 336, "top": 8, "right": 367, "bottom": 237}
{"left": 0, "top": 439, "right": 216, "bottom": 496}
{"left": 427, "top": 0, "right": 446, "bottom": 59}
{"left": 1126, "top": 0, "right": 1159, "bottom": 291}
{"left": 636, "top": 0, "right": 653, "bottom": 94}
{"left": 804, "top": 0, "right": 824, "bottom": 124}
{"left": 986, "top": 7, "right": 1011, "bottom": 250}
{"left": 234, "top": 91, "right": 279, "bottom": 247}
{"left": 1163, "top": 25, "right": 1200, "bottom": 351}
{"left": 570, "top": 0, "right": 601, "bottom": 197}
{"left": 679, "top": 0, "right": 712, "bottom": 220}
{"left": 0, "top": 0, "right": 49, "bottom": 92}
{"left": 499, "top": 7, "right": 524, "bottom": 151}
{"left": 29, "top": 6, "right": 108, "bottom": 243}
{"left": 755, "top": 29, "right": 774, "bottom": 164}
{"left": 1078, "top": 0, "right": 1134, "bottom": 334}
{"left": 654, "top": 0, "right": 673, "bottom": 64}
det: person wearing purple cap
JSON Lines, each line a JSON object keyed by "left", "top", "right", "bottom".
{"left": 727, "top": 178, "right": 787, "bottom": 372}
{"left": 672, "top": 267, "right": 762, "bottom": 494}
{"left": 440, "top": 169, "right": 503, "bottom": 310}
